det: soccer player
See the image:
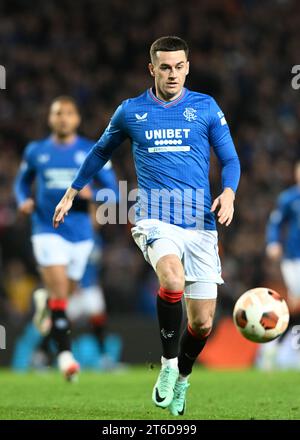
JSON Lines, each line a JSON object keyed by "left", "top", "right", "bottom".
{"left": 53, "top": 36, "right": 240, "bottom": 413}
{"left": 263, "top": 161, "right": 300, "bottom": 368}
{"left": 14, "top": 96, "right": 118, "bottom": 380}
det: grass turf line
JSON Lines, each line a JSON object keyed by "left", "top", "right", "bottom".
{"left": 0, "top": 367, "right": 300, "bottom": 420}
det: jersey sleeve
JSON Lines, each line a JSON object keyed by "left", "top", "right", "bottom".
{"left": 72, "top": 103, "right": 127, "bottom": 191}
{"left": 209, "top": 97, "right": 241, "bottom": 193}
{"left": 93, "top": 160, "right": 119, "bottom": 203}
{"left": 14, "top": 143, "right": 36, "bottom": 205}
{"left": 266, "top": 194, "right": 289, "bottom": 244}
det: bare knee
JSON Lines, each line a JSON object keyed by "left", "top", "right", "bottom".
{"left": 156, "top": 256, "right": 185, "bottom": 291}
{"left": 189, "top": 318, "right": 213, "bottom": 338}
{"left": 40, "top": 267, "right": 69, "bottom": 299}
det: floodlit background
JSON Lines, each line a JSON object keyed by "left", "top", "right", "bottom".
{"left": 0, "top": 0, "right": 299, "bottom": 370}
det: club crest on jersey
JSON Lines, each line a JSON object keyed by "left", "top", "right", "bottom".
{"left": 38, "top": 154, "right": 50, "bottom": 163}
{"left": 74, "top": 150, "right": 87, "bottom": 165}
{"left": 135, "top": 112, "right": 148, "bottom": 122}
{"left": 183, "top": 107, "right": 197, "bottom": 122}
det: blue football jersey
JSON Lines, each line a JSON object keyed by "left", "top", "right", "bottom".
{"left": 72, "top": 88, "right": 240, "bottom": 230}
{"left": 266, "top": 185, "right": 300, "bottom": 259}
{"left": 80, "top": 233, "right": 103, "bottom": 288}
{"left": 14, "top": 135, "right": 118, "bottom": 242}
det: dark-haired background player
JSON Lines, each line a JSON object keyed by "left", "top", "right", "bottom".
{"left": 53, "top": 36, "right": 240, "bottom": 413}
{"left": 15, "top": 96, "right": 118, "bottom": 380}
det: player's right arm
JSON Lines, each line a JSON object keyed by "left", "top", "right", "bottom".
{"left": 53, "top": 103, "right": 127, "bottom": 228}
{"left": 266, "top": 193, "right": 289, "bottom": 261}
{"left": 14, "top": 143, "right": 37, "bottom": 215}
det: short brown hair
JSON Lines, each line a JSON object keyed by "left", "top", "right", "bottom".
{"left": 50, "top": 95, "right": 79, "bottom": 112}
{"left": 150, "top": 36, "right": 189, "bottom": 63}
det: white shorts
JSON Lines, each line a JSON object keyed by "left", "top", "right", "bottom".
{"left": 131, "top": 219, "right": 223, "bottom": 299}
{"left": 31, "top": 233, "right": 94, "bottom": 281}
{"left": 67, "top": 286, "right": 106, "bottom": 321}
{"left": 281, "top": 259, "right": 300, "bottom": 298}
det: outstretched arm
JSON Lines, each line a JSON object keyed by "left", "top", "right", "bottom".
{"left": 53, "top": 103, "right": 127, "bottom": 228}
{"left": 53, "top": 186, "right": 78, "bottom": 228}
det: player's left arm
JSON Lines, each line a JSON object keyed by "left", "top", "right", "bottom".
{"left": 209, "top": 98, "right": 241, "bottom": 226}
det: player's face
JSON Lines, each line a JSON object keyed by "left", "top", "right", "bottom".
{"left": 48, "top": 101, "right": 81, "bottom": 138}
{"left": 149, "top": 50, "right": 189, "bottom": 101}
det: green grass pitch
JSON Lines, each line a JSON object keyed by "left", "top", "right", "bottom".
{"left": 0, "top": 366, "right": 300, "bottom": 420}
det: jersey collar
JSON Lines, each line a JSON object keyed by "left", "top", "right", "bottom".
{"left": 148, "top": 87, "right": 186, "bottom": 107}
{"left": 49, "top": 134, "right": 79, "bottom": 149}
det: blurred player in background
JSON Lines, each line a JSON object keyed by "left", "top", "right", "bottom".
{"left": 14, "top": 96, "right": 118, "bottom": 380}
{"left": 262, "top": 161, "right": 300, "bottom": 369}
{"left": 53, "top": 36, "right": 240, "bottom": 415}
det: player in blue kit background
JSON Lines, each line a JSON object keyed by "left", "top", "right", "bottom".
{"left": 53, "top": 36, "right": 240, "bottom": 414}
{"left": 261, "top": 161, "right": 300, "bottom": 369}
{"left": 14, "top": 96, "right": 118, "bottom": 380}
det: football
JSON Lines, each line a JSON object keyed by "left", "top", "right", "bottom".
{"left": 233, "top": 287, "right": 290, "bottom": 343}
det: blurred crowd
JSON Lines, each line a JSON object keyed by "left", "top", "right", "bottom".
{"left": 0, "top": 0, "right": 300, "bottom": 326}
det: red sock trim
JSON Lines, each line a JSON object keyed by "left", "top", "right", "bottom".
{"left": 48, "top": 299, "right": 67, "bottom": 311}
{"left": 90, "top": 313, "right": 107, "bottom": 327}
{"left": 158, "top": 287, "right": 183, "bottom": 303}
{"left": 188, "top": 324, "right": 211, "bottom": 340}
